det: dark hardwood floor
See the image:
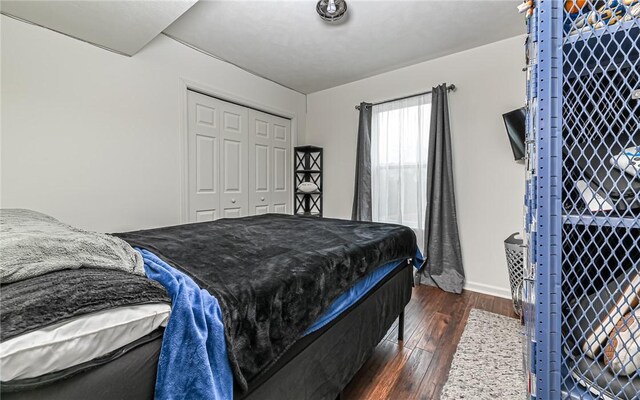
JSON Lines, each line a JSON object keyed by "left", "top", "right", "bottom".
{"left": 342, "top": 285, "right": 519, "bottom": 400}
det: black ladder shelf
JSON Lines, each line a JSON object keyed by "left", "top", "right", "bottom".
{"left": 294, "top": 146, "right": 323, "bottom": 217}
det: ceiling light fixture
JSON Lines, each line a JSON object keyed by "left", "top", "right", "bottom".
{"left": 316, "top": 0, "right": 347, "bottom": 23}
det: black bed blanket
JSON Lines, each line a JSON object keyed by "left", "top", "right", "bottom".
{"left": 115, "top": 214, "right": 417, "bottom": 391}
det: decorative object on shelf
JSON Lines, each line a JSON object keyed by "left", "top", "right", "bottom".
{"left": 294, "top": 146, "right": 323, "bottom": 217}
{"left": 316, "top": 0, "right": 347, "bottom": 22}
{"left": 297, "top": 182, "right": 319, "bottom": 193}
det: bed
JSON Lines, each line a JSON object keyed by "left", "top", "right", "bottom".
{"left": 1, "top": 211, "right": 419, "bottom": 400}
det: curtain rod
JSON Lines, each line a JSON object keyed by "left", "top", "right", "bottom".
{"left": 354, "top": 84, "right": 456, "bottom": 110}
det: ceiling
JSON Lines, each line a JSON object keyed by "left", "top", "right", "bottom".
{"left": 1, "top": 0, "right": 525, "bottom": 93}
{"left": 165, "top": 0, "right": 525, "bottom": 93}
{"left": 0, "top": 0, "right": 197, "bottom": 56}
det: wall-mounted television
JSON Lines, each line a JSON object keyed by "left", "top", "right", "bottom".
{"left": 503, "top": 107, "right": 526, "bottom": 161}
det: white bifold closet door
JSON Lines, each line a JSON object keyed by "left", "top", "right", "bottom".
{"left": 248, "top": 109, "right": 292, "bottom": 215}
{"left": 187, "top": 91, "right": 249, "bottom": 222}
{"left": 187, "top": 90, "right": 291, "bottom": 222}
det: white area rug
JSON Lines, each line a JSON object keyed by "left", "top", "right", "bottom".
{"left": 440, "top": 309, "right": 526, "bottom": 400}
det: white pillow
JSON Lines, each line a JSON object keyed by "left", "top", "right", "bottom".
{"left": 0, "top": 303, "right": 170, "bottom": 381}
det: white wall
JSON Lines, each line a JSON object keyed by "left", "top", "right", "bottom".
{"left": 1, "top": 15, "right": 524, "bottom": 297}
{"left": 305, "top": 35, "right": 527, "bottom": 298}
{"left": 1, "top": 16, "right": 306, "bottom": 232}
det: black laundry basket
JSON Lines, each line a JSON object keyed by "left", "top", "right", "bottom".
{"left": 504, "top": 232, "right": 524, "bottom": 316}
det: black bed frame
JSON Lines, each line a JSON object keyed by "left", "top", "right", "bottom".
{"left": 240, "top": 261, "right": 412, "bottom": 400}
{"left": 4, "top": 262, "right": 413, "bottom": 400}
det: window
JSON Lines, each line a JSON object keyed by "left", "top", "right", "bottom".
{"left": 371, "top": 94, "right": 431, "bottom": 247}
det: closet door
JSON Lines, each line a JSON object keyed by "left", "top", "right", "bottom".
{"left": 219, "top": 101, "right": 249, "bottom": 218}
{"left": 248, "top": 110, "right": 292, "bottom": 214}
{"left": 248, "top": 110, "right": 271, "bottom": 215}
{"left": 270, "top": 115, "right": 291, "bottom": 214}
{"left": 187, "top": 91, "right": 249, "bottom": 222}
{"left": 187, "top": 91, "right": 221, "bottom": 222}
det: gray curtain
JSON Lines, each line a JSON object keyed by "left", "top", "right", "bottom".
{"left": 352, "top": 102, "right": 373, "bottom": 221}
{"left": 422, "top": 84, "right": 465, "bottom": 294}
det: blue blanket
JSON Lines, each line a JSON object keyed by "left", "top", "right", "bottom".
{"left": 140, "top": 249, "right": 233, "bottom": 400}
{"left": 141, "top": 248, "right": 422, "bottom": 399}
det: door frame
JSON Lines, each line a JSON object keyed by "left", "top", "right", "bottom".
{"left": 178, "top": 77, "right": 299, "bottom": 223}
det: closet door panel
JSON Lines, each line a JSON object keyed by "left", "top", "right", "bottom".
{"left": 255, "top": 205, "right": 270, "bottom": 215}
{"left": 219, "top": 104, "right": 249, "bottom": 218}
{"left": 196, "top": 135, "right": 216, "bottom": 192}
{"left": 254, "top": 145, "right": 269, "bottom": 192}
{"left": 273, "top": 146, "right": 288, "bottom": 212}
{"left": 271, "top": 116, "right": 291, "bottom": 214}
{"left": 196, "top": 210, "right": 217, "bottom": 222}
{"left": 249, "top": 110, "right": 272, "bottom": 214}
{"left": 223, "top": 208, "right": 242, "bottom": 218}
{"left": 222, "top": 140, "right": 242, "bottom": 191}
{"left": 187, "top": 91, "right": 221, "bottom": 222}
{"left": 273, "top": 123, "right": 287, "bottom": 141}
{"left": 252, "top": 143, "right": 270, "bottom": 214}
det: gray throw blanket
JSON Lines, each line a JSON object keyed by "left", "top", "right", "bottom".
{"left": 0, "top": 209, "right": 144, "bottom": 284}
{"left": 1, "top": 268, "right": 170, "bottom": 343}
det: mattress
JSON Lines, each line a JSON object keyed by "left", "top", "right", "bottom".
{"left": 1, "top": 330, "right": 164, "bottom": 399}
{"left": 1, "top": 303, "right": 170, "bottom": 381}
{"left": 2, "top": 261, "right": 413, "bottom": 400}
{"left": 1, "top": 267, "right": 171, "bottom": 390}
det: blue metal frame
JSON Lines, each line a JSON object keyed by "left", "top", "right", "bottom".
{"left": 532, "top": 1, "right": 563, "bottom": 397}
{"left": 526, "top": 0, "right": 640, "bottom": 398}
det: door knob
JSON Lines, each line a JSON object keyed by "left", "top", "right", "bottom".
{"left": 260, "top": 197, "right": 265, "bottom": 201}
{"left": 231, "top": 198, "right": 236, "bottom": 204}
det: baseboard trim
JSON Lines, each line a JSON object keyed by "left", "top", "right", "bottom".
{"left": 463, "top": 281, "right": 512, "bottom": 300}
{"left": 416, "top": 273, "right": 513, "bottom": 300}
